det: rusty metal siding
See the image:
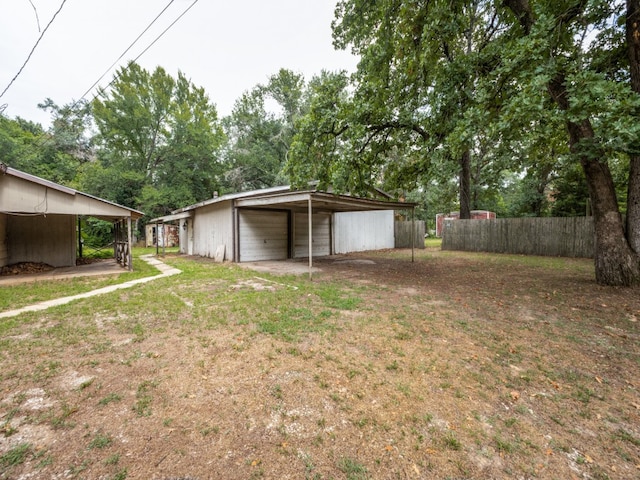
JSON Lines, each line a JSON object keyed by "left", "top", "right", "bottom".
{"left": 145, "top": 224, "right": 179, "bottom": 247}
{"left": 293, "top": 213, "right": 331, "bottom": 258}
{"left": 333, "top": 210, "right": 395, "bottom": 254}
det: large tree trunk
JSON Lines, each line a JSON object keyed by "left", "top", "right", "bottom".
{"left": 629, "top": 156, "right": 640, "bottom": 254}
{"left": 626, "top": 0, "right": 640, "bottom": 254}
{"left": 548, "top": 77, "right": 640, "bottom": 286}
{"left": 505, "top": 0, "right": 640, "bottom": 285}
{"left": 459, "top": 150, "right": 471, "bottom": 219}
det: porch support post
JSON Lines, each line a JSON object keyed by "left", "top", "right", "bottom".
{"left": 77, "top": 216, "right": 83, "bottom": 259}
{"left": 308, "top": 195, "right": 313, "bottom": 280}
{"left": 127, "top": 216, "right": 133, "bottom": 271}
{"left": 162, "top": 221, "right": 166, "bottom": 257}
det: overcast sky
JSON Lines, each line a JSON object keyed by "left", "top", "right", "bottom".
{"left": 0, "top": 0, "right": 358, "bottom": 127}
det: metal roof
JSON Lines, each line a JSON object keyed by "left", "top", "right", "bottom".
{"left": 149, "top": 211, "right": 193, "bottom": 223}
{"left": 172, "top": 185, "right": 293, "bottom": 214}
{"left": 233, "top": 190, "right": 415, "bottom": 212}
{"left": 1, "top": 166, "right": 144, "bottom": 220}
{"left": 175, "top": 185, "right": 413, "bottom": 212}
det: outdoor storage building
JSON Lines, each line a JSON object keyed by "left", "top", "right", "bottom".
{"left": 150, "top": 186, "right": 416, "bottom": 263}
{"left": 0, "top": 164, "right": 143, "bottom": 270}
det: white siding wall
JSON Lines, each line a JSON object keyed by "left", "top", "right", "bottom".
{"left": 239, "top": 210, "right": 288, "bottom": 261}
{"left": 0, "top": 213, "right": 7, "bottom": 267}
{"left": 293, "top": 213, "right": 331, "bottom": 258}
{"left": 334, "top": 210, "right": 395, "bottom": 254}
{"left": 179, "top": 218, "right": 194, "bottom": 255}
{"left": 192, "top": 201, "right": 234, "bottom": 261}
{"left": 7, "top": 214, "right": 76, "bottom": 267}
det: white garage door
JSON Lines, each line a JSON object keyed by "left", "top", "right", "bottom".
{"left": 294, "top": 213, "right": 331, "bottom": 258}
{"left": 238, "top": 210, "right": 288, "bottom": 261}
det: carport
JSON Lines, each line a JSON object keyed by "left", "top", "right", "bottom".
{"left": 231, "top": 189, "right": 417, "bottom": 278}
{"left": 0, "top": 165, "right": 144, "bottom": 270}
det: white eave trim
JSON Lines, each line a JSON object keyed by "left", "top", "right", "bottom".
{"left": 149, "top": 211, "right": 193, "bottom": 223}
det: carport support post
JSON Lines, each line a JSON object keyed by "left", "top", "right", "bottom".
{"left": 162, "top": 222, "right": 166, "bottom": 257}
{"left": 308, "top": 196, "right": 313, "bottom": 280}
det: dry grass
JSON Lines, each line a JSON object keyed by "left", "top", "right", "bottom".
{"left": 0, "top": 248, "right": 639, "bottom": 479}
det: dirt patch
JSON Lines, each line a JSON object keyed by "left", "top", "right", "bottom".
{"left": 1, "top": 249, "right": 639, "bottom": 479}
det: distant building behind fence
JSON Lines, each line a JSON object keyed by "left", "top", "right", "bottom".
{"left": 435, "top": 210, "right": 496, "bottom": 237}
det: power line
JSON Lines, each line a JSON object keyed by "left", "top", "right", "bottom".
{"left": 78, "top": 0, "right": 177, "bottom": 102}
{"left": 31, "top": 0, "right": 199, "bottom": 150}
{"left": 95, "top": 0, "right": 200, "bottom": 99}
{"left": 28, "top": 0, "right": 42, "bottom": 32}
{"left": 0, "top": 0, "right": 68, "bottom": 100}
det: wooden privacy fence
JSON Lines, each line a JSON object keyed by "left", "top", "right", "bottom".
{"left": 395, "top": 220, "right": 426, "bottom": 249}
{"left": 442, "top": 217, "right": 594, "bottom": 258}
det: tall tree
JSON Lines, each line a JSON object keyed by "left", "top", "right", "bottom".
{"left": 0, "top": 106, "right": 88, "bottom": 187}
{"left": 500, "top": 0, "right": 640, "bottom": 285}
{"left": 289, "top": 1, "right": 510, "bottom": 212}
{"left": 91, "top": 62, "right": 225, "bottom": 216}
{"left": 287, "top": 0, "right": 639, "bottom": 285}
{"left": 38, "top": 98, "right": 93, "bottom": 163}
{"left": 222, "top": 69, "right": 307, "bottom": 191}
{"left": 626, "top": 0, "right": 640, "bottom": 253}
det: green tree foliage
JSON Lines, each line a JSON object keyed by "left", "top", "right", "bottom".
{"left": 222, "top": 69, "right": 307, "bottom": 191}
{"left": 91, "top": 62, "right": 225, "bottom": 217}
{"left": 0, "top": 107, "right": 87, "bottom": 187}
{"left": 498, "top": 0, "right": 640, "bottom": 285}
{"left": 289, "top": 1, "right": 510, "bottom": 211}
{"left": 285, "top": 0, "right": 640, "bottom": 285}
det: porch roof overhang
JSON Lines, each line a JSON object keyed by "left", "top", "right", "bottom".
{"left": 0, "top": 166, "right": 144, "bottom": 221}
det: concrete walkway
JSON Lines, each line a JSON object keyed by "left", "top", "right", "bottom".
{"left": 0, "top": 255, "right": 181, "bottom": 319}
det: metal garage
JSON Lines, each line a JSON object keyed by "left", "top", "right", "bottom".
{"left": 151, "top": 186, "right": 417, "bottom": 274}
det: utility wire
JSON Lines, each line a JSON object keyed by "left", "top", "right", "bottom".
{"left": 0, "top": 0, "right": 68, "bottom": 100}
{"left": 78, "top": 0, "right": 176, "bottom": 102}
{"left": 95, "top": 0, "right": 200, "bottom": 99}
{"left": 31, "top": 0, "right": 199, "bottom": 150}
{"left": 28, "top": 0, "right": 42, "bottom": 32}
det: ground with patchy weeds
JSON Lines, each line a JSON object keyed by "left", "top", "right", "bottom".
{"left": 1, "top": 248, "right": 639, "bottom": 479}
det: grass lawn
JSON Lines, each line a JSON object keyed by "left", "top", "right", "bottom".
{"left": 0, "top": 248, "right": 639, "bottom": 479}
{"left": 0, "top": 248, "right": 171, "bottom": 312}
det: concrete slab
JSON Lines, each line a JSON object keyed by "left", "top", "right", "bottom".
{"left": 0, "top": 259, "right": 124, "bottom": 286}
{"left": 0, "top": 255, "right": 181, "bottom": 319}
{"left": 237, "top": 259, "right": 321, "bottom": 276}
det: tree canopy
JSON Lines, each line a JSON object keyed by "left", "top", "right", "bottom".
{"left": 221, "top": 68, "right": 309, "bottom": 191}
{"left": 2, "top": 2, "right": 639, "bottom": 285}
{"left": 90, "top": 63, "right": 225, "bottom": 218}
{"left": 284, "top": 0, "right": 640, "bottom": 285}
